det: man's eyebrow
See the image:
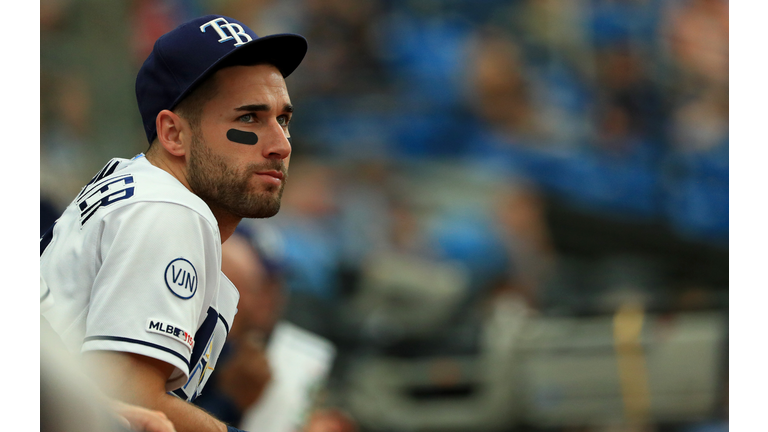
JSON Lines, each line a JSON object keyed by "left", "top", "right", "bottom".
{"left": 234, "top": 104, "right": 294, "bottom": 113}
{"left": 234, "top": 104, "right": 270, "bottom": 112}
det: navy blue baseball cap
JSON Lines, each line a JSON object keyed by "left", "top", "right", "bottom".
{"left": 136, "top": 15, "right": 308, "bottom": 144}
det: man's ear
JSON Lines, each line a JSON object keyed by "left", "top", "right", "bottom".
{"left": 155, "top": 110, "right": 189, "bottom": 157}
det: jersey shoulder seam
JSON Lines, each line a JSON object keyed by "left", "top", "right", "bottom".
{"left": 98, "top": 196, "right": 219, "bottom": 234}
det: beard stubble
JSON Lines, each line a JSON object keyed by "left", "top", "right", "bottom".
{"left": 187, "top": 132, "right": 287, "bottom": 219}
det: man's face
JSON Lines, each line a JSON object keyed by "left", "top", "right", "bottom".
{"left": 187, "top": 64, "right": 293, "bottom": 219}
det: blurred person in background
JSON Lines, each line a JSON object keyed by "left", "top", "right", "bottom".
{"left": 267, "top": 159, "right": 345, "bottom": 340}
{"left": 466, "top": 28, "right": 543, "bottom": 146}
{"left": 592, "top": 44, "right": 664, "bottom": 157}
{"left": 491, "top": 181, "right": 557, "bottom": 311}
{"left": 658, "top": 0, "right": 729, "bottom": 240}
{"left": 514, "top": 0, "right": 595, "bottom": 148}
{"left": 40, "top": 71, "right": 97, "bottom": 209}
{"left": 661, "top": 0, "right": 728, "bottom": 154}
{"left": 291, "top": 0, "right": 386, "bottom": 98}
{"left": 41, "top": 0, "right": 146, "bottom": 193}
{"left": 662, "top": 0, "right": 728, "bottom": 94}
{"left": 195, "top": 229, "right": 357, "bottom": 432}
{"left": 334, "top": 161, "right": 398, "bottom": 276}
{"left": 193, "top": 232, "right": 276, "bottom": 426}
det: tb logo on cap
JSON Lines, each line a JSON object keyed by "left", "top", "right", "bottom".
{"left": 200, "top": 17, "right": 253, "bottom": 47}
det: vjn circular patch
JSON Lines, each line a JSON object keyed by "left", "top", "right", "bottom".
{"left": 164, "top": 258, "right": 198, "bottom": 299}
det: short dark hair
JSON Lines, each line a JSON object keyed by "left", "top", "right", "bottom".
{"left": 147, "top": 73, "right": 219, "bottom": 150}
{"left": 173, "top": 73, "right": 220, "bottom": 132}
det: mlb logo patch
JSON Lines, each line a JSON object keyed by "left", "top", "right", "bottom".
{"left": 146, "top": 319, "right": 195, "bottom": 351}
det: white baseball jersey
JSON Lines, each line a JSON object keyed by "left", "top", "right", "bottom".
{"left": 40, "top": 154, "right": 239, "bottom": 401}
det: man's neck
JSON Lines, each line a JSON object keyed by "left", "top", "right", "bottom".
{"left": 145, "top": 150, "right": 193, "bottom": 191}
{"left": 207, "top": 204, "right": 242, "bottom": 244}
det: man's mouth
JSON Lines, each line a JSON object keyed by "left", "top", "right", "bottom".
{"left": 255, "top": 170, "right": 284, "bottom": 185}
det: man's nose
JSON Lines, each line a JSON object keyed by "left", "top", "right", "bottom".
{"left": 261, "top": 120, "right": 291, "bottom": 160}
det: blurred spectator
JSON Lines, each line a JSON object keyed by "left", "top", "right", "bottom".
{"left": 290, "top": 0, "right": 389, "bottom": 97}
{"left": 195, "top": 229, "right": 357, "bottom": 432}
{"left": 662, "top": 0, "right": 728, "bottom": 90}
{"left": 512, "top": 0, "right": 596, "bottom": 149}
{"left": 428, "top": 208, "right": 509, "bottom": 304}
{"left": 669, "top": 86, "right": 728, "bottom": 154}
{"left": 193, "top": 233, "right": 275, "bottom": 425}
{"left": 661, "top": 0, "right": 728, "bottom": 153}
{"left": 335, "top": 161, "right": 396, "bottom": 272}
{"left": 592, "top": 44, "right": 665, "bottom": 154}
{"left": 465, "top": 29, "right": 543, "bottom": 144}
{"left": 491, "top": 182, "right": 557, "bottom": 309}
{"left": 274, "top": 159, "right": 343, "bottom": 302}
{"left": 386, "top": 194, "right": 433, "bottom": 257}
{"left": 40, "top": 72, "right": 97, "bottom": 207}
{"left": 42, "top": 0, "right": 144, "bottom": 204}
{"left": 374, "top": 4, "right": 473, "bottom": 111}
{"left": 266, "top": 159, "right": 361, "bottom": 342}
{"left": 657, "top": 0, "right": 728, "bottom": 240}
{"left": 226, "top": 229, "right": 286, "bottom": 339}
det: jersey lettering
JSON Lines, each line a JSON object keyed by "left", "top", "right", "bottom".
{"left": 77, "top": 174, "right": 135, "bottom": 226}
{"left": 78, "top": 160, "right": 120, "bottom": 199}
{"left": 172, "top": 267, "right": 196, "bottom": 291}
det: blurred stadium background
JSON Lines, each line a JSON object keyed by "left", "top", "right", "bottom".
{"left": 40, "top": 1, "right": 728, "bottom": 431}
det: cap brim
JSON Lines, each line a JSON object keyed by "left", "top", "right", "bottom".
{"left": 219, "top": 33, "right": 308, "bottom": 78}
{"left": 169, "top": 33, "right": 307, "bottom": 112}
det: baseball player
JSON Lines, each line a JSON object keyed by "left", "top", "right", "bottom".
{"left": 40, "top": 14, "right": 307, "bottom": 432}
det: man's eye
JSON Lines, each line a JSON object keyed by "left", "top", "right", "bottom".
{"left": 239, "top": 114, "right": 254, "bottom": 123}
{"left": 277, "top": 115, "right": 290, "bottom": 127}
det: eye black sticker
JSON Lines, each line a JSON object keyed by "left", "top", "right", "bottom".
{"left": 226, "top": 129, "right": 258, "bottom": 145}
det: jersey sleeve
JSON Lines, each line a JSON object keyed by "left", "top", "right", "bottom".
{"left": 81, "top": 201, "right": 221, "bottom": 390}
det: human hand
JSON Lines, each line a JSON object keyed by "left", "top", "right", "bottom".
{"left": 111, "top": 399, "right": 176, "bottom": 432}
{"left": 217, "top": 331, "right": 273, "bottom": 410}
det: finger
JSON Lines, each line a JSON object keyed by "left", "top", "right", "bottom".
{"left": 114, "top": 414, "right": 132, "bottom": 430}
